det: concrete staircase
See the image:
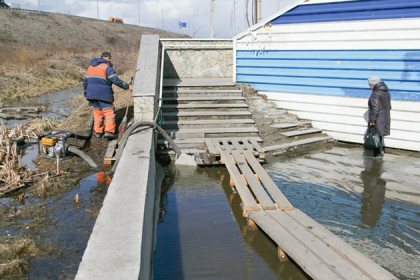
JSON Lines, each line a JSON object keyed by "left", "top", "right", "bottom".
{"left": 158, "top": 86, "right": 260, "bottom": 153}
{"left": 158, "top": 80, "right": 334, "bottom": 156}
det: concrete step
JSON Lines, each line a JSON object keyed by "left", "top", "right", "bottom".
{"left": 163, "top": 96, "right": 246, "bottom": 103}
{"left": 165, "top": 127, "right": 259, "bottom": 139}
{"left": 162, "top": 111, "right": 252, "bottom": 120}
{"left": 163, "top": 78, "right": 235, "bottom": 87}
{"left": 162, "top": 103, "right": 248, "bottom": 110}
{"left": 270, "top": 122, "right": 312, "bottom": 129}
{"left": 162, "top": 119, "right": 255, "bottom": 129}
{"left": 263, "top": 136, "right": 334, "bottom": 153}
{"left": 162, "top": 89, "right": 243, "bottom": 98}
{"left": 280, "top": 128, "right": 323, "bottom": 137}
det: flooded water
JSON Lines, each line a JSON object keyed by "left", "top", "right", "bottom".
{"left": 1, "top": 87, "right": 104, "bottom": 279}
{"left": 154, "top": 145, "right": 420, "bottom": 280}
{"left": 3, "top": 87, "right": 82, "bottom": 127}
{"left": 0, "top": 172, "right": 108, "bottom": 279}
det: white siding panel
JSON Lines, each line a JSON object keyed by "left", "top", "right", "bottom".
{"left": 263, "top": 92, "right": 420, "bottom": 152}
{"left": 262, "top": 92, "right": 420, "bottom": 112}
{"left": 236, "top": 40, "right": 420, "bottom": 51}
{"left": 275, "top": 101, "right": 420, "bottom": 121}
{"left": 237, "top": 18, "right": 420, "bottom": 51}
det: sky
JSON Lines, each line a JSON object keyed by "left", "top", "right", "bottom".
{"left": 6, "top": 0, "right": 297, "bottom": 38}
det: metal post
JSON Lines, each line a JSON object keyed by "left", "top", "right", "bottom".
{"left": 210, "top": 0, "right": 215, "bottom": 38}
{"left": 38, "top": 0, "right": 40, "bottom": 11}
{"left": 254, "top": 0, "right": 261, "bottom": 23}
{"left": 96, "top": 0, "right": 99, "bottom": 19}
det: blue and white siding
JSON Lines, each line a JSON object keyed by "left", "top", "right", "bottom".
{"left": 234, "top": 0, "right": 420, "bottom": 152}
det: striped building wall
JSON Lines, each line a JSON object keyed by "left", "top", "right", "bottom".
{"left": 234, "top": 0, "right": 420, "bottom": 152}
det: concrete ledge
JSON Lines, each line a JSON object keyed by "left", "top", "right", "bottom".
{"left": 163, "top": 78, "right": 235, "bottom": 87}
{"left": 75, "top": 127, "right": 162, "bottom": 280}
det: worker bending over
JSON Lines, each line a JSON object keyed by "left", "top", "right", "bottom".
{"left": 83, "top": 52, "right": 133, "bottom": 139}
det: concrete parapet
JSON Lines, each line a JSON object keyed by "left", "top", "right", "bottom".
{"left": 75, "top": 127, "right": 163, "bottom": 280}
{"left": 161, "top": 38, "right": 233, "bottom": 79}
{"left": 133, "top": 35, "right": 161, "bottom": 122}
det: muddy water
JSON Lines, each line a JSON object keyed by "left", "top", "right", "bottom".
{"left": 154, "top": 146, "right": 419, "bottom": 280}
{"left": 3, "top": 87, "right": 82, "bottom": 127}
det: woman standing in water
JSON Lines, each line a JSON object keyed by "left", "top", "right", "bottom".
{"left": 367, "top": 76, "right": 392, "bottom": 157}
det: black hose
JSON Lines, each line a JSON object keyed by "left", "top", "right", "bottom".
{"left": 108, "top": 121, "right": 181, "bottom": 176}
{"left": 68, "top": 146, "right": 100, "bottom": 172}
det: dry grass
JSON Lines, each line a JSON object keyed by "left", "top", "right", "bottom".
{"left": 0, "top": 45, "right": 138, "bottom": 103}
{"left": 0, "top": 236, "right": 43, "bottom": 278}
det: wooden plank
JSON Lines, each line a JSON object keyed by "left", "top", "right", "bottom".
{"left": 248, "top": 210, "right": 340, "bottom": 280}
{"left": 212, "top": 139, "right": 222, "bottom": 154}
{"left": 103, "top": 139, "right": 118, "bottom": 165}
{"left": 242, "top": 150, "right": 294, "bottom": 210}
{"left": 287, "top": 209, "right": 397, "bottom": 280}
{"left": 242, "top": 138, "right": 255, "bottom": 152}
{"left": 249, "top": 138, "right": 264, "bottom": 153}
{"left": 231, "top": 151, "right": 276, "bottom": 210}
{"left": 221, "top": 139, "right": 232, "bottom": 153}
{"left": 267, "top": 209, "right": 372, "bottom": 280}
{"left": 231, "top": 139, "right": 244, "bottom": 152}
{"left": 204, "top": 139, "right": 217, "bottom": 155}
{"left": 220, "top": 151, "right": 259, "bottom": 211}
{"left": 202, "top": 153, "right": 211, "bottom": 165}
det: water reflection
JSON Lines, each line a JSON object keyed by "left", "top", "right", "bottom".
{"left": 360, "top": 156, "right": 386, "bottom": 227}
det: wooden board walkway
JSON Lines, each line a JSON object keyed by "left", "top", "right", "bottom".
{"left": 194, "top": 137, "right": 264, "bottom": 166}
{"left": 200, "top": 139, "right": 397, "bottom": 280}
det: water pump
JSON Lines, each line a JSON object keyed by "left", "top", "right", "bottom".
{"left": 37, "top": 130, "right": 78, "bottom": 159}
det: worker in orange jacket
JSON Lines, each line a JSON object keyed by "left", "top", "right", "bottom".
{"left": 83, "top": 52, "right": 133, "bottom": 139}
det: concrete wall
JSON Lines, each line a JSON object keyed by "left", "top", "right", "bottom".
{"left": 75, "top": 35, "right": 163, "bottom": 280}
{"left": 161, "top": 39, "right": 233, "bottom": 79}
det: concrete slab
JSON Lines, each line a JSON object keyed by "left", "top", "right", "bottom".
{"left": 163, "top": 78, "right": 235, "bottom": 87}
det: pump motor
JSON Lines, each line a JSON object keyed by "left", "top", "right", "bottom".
{"left": 38, "top": 130, "right": 78, "bottom": 159}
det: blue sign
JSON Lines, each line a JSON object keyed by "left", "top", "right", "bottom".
{"left": 178, "top": 21, "right": 187, "bottom": 28}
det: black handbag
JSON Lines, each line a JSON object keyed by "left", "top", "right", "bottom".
{"left": 364, "top": 126, "right": 381, "bottom": 149}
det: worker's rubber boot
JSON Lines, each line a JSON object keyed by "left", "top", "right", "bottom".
{"left": 104, "top": 132, "right": 117, "bottom": 139}
{"left": 94, "top": 132, "right": 102, "bottom": 138}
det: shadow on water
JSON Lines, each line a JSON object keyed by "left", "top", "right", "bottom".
{"left": 360, "top": 156, "right": 386, "bottom": 227}
{"left": 154, "top": 166, "right": 184, "bottom": 280}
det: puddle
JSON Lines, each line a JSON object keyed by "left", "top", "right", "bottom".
{"left": 266, "top": 146, "right": 420, "bottom": 280}
{"left": 2, "top": 87, "right": 82, "bottom": 127}
{"left": 154, "top": 146, "right": 419, "bottom": 280}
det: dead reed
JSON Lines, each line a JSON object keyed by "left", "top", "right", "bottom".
{"left": 0, "top": 118, "right": 59, "bottom": 195}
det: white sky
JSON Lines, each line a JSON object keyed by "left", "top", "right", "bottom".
{"left": 7, "top": 0, "right": 297, "bottom": 38}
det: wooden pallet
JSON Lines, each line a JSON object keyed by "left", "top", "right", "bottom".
{"left": 195, "top": 137, "right": 264, "bottom": 166}
{"left": 103, "top": 139, "right": 119, "bottom": 165}
{"left": 218, "top": 150, "right": 397, "bottom": 280}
